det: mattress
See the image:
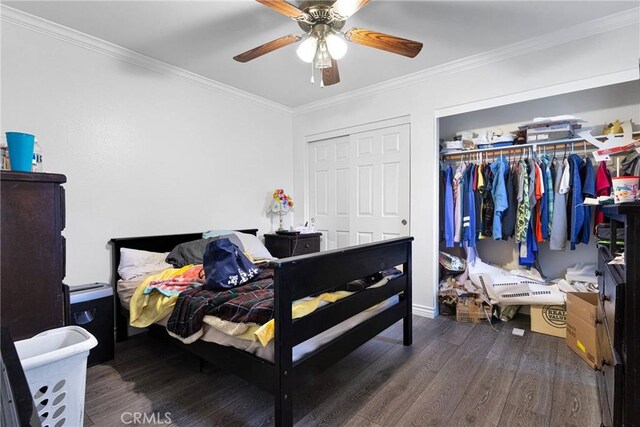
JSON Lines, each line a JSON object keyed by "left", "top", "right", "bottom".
{"left": 117, "top": 277, "right": 399, "bottom": 363}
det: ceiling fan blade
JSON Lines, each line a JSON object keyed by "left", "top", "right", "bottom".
{"left": 233, "top": 34, "right": 302, "bottom": 63}
{"left": 345, "top": 28, "right": 423, "bottom": 58}
{"left": 331, "top": 0, "right": 370, "bottom": 19}
{"left": 322, "top": 59, "right": 341, "bottom": 86}
{"left": 256, "top": 0, "right": 310, "bottom": 21}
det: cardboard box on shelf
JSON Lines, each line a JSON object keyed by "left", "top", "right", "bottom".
{"left": 565, "top": 292, "right": 600, "bottom": 369}
{"left": 456, "top": 297, "right": 490, "bottom": 324}
{"left": 531, "top": 304, "right": 567, "bottom": 338}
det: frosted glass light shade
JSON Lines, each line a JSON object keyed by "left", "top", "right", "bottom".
{"left": 315, "top": 41, "right": 332, "bottom": 68}
{"left": 296, "top": 36, "right": 318, "bottom": 63}
{"left": 326, "top": 33, "right": 348, "bottom": 60}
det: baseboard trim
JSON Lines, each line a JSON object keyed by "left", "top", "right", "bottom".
{"left": 412, "top": 304, "right": 437, "bottom": 319}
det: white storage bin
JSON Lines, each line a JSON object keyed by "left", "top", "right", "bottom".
{"left": 15, "top": 326, "right": 97, "bottom": 427}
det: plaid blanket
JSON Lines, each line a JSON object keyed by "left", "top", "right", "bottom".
{"left": 166, "top": 269, "right": 275, "bottom": 339}
{"left": 166, "top": 267, "right": 402, "bottom": 341}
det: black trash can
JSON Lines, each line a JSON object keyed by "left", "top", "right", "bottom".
{"left": 65, "top": 283, "right": 114, "bottom": 366}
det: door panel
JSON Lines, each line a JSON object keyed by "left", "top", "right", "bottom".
{"left": 309, "top": 136, "right": 350, "bottom": 250}
{"left": 309, "top": 124, "right": 410, "bottom": 250}
{"left": 349, "top": 124, "right": 410, "bottom": 244}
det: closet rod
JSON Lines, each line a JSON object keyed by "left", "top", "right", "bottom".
{"left": 440, "top": 131, "right": 640, "bottom": 158}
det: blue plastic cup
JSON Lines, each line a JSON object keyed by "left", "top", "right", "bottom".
{"left": 5, "top": 132, "right": 35, "bottom": 172}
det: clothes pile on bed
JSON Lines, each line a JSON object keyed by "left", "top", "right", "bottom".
{"left": 118, "top": 230, "right": 403, "bottom": 360}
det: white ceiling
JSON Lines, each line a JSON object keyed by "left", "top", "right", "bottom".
{"left": 5, "top": 1, "right": 639, "bottom": 107}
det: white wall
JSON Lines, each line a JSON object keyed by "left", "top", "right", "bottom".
{"left": 1, "top": 22, "right": 293, "bottom": 286}
{"left": 292, "top": 24, "right": 640, "bottom": 317}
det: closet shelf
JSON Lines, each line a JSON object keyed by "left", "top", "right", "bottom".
{"left": 440, "top": 131, "right": 640, "bottom": 158}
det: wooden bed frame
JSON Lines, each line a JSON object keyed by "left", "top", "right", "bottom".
{"left": 109, "top": 230, "right": 413, "bottom": 426}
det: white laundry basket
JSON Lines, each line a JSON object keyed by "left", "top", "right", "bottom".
{"left": 15, "top": 326, "right": 98, "bottom": 427}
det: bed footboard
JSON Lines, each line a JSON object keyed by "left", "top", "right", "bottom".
{"left": 270, "top": 236, "right": 414, "bottom": 427}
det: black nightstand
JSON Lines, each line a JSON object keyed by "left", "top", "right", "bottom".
{"left": 264, "top": 233, "right": 322, "bottom": 258}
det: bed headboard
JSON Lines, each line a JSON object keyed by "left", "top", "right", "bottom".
{"left": 109, "top": 229, "right": 258, "bottom": 285}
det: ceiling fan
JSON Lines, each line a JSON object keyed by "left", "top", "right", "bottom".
{"left": 233, "top": 0, "right": 423, "bottom": 86}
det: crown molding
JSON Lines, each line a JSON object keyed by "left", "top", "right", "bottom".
{"left": 0, "top": 5, "right": 295, "bottom": 115}
{"left": 2, "top": 5, "right": 638, "bottom": 116}
{"left": 293, "top": 7, "right": 640, "bottom": 115}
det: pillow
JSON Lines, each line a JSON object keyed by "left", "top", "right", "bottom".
{"left": 203, "top": 230, "right": 234, "bottom": 239}
{"left": 232, "top": 232, "right": 273, "bottom": 260}
{"left": 166, "top": 234, "right": 244, "bottom": 268}
{"left": 118, "top": 248, "right": 172, "bottom": 281}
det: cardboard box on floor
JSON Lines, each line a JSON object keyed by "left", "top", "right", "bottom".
{"left": 456, "top": 297, "right": 490, "bottom": 323}
{"left": 531, "top": 304, "right": 566, "bottom": 338}
{"left": 565, "top": 292, "right": 600, "bottom": 369}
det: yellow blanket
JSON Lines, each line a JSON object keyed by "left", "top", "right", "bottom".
{"left": 253, "top": 290, "right": 353, "bottom": 346}
{"left": 129, "top": 266, "right": 193, "bottom": 328}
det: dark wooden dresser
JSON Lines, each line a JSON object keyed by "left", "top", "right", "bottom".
{"left": 1, "top": 171, "right": 66, "bottom": 340}
{"left": 264, "top": 232, "right": 321, "bottom": 258}
{"left": 597, "top": 203, "right": 640, "bottom": 427}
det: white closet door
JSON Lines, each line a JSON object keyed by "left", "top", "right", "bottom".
{"left": 349, "top": 124, "right": 410, "bottom": 244}
{"left": 308, "top": 123, "right": 410, "bottom": 250}
{"left": 308, "top": 136, "right": 351, "bottom": 251}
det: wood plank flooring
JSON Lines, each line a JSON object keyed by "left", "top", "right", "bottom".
{"left": 84, "top": 315, "right": 600, "bottom": 426}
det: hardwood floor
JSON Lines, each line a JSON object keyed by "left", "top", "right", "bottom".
{"left": 84, "top": 315, "right": 599, "bottom": 426}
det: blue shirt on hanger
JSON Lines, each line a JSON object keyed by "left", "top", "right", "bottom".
{"left": 444, "top": 166, "right": 455, "bottom": 247}
{"left": 579, "top": 157, "right": 595, "bottom": 246}
{"left": 490, "top": 155, "right": 509, "bottom": 240}
{"left": 569, "top": 154, "right": 584, "bottom": 250}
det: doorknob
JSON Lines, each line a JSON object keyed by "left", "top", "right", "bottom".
{"left": 401, "top": 219, "right": 407, "bottom": 225}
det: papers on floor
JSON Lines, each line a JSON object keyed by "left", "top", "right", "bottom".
{"left": 468, "top": 257, "right": 565, "bottom": 306}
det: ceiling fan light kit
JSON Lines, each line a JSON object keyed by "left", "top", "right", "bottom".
{"left": 234, "top": 0, "right": 424, "bottom": 87}
{"left": 325, "top": 32, "right": 348, "bottom": 60}
{"left": 296, "top": 36, "right": 318, "bottom": 63}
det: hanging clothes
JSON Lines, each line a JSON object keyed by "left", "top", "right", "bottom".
{"left": 533, "top": 162, "right": 544, "bottom": 243}
{"left": 474, "top": 165, "right": 483, "bottom": 238}
{"left": 539, "top": 160, "right": 550, "bottom": 240}
{"left": 501, "top": 165, "right": 517, "bottom": 239}
{"left": 461, "top": 165, "right": 471, "bottom": 245}
{"left": 444, "top": 166, "right": 455, "bottom": 247}
{"left": 462, "top": 164, "right": 477, "bottom": 247}
{"left": 578, "top": 157, "right": 595, "bottom": 245}
{"left": 515, "top": 159, "right": 530, "bottom": 243}
{"left": 550, "top": 158, "right": 568, "bottom": 250}
{"left": 541, "top": 154, "right": 554, "bottom": 236}
{"left": 481, "top": 163, "right": 494, "bottom": 238}
{"left": 490, "top": 155, "right": 509, "bottom": 240}
{"left": 594, "top": 161, "right": 612, "bottom": 229}
{"left": 621, "top": 151, "right": 640, "bottom": 176}
{"left": 453, "top": 164, "right": 464, "bottom": 244}
{"left": 568, "top": 154, "right": 585, "bottom": 250}
{"left": 519, "top": 222, "right": 538, "bottom": 266}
